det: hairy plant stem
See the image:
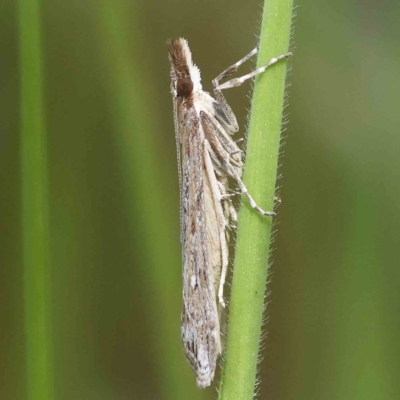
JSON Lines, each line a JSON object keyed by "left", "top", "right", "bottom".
{"left": 218, "top": 0, "right": 293, "bottom": 398}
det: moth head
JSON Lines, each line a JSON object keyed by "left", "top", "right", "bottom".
{"left": 176, "top": 77, "right": 194, "bottom": 98}
{"left": 167, "top": 37, "right": 202, "bottom": 97}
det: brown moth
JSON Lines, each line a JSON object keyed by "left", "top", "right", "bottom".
{"left": 167, "top": 38, "right": 291, "bottom": 388}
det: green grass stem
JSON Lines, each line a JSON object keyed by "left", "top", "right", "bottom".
{"left": 18, "top": 1, "right": 54, "bottom": 399}
{"left": 218, "top": 0, "right": 293, "bottom": 398}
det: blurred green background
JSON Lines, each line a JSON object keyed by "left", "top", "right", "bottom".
{"left": 1, "top": 0, "right": 400, "bottom": 399}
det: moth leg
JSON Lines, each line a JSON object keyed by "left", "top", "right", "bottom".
{"left": 202, "top": 112, "right": 276, "bottom": 217}
{"left": 222, "top": 155, "right": 276, "bottom": 216}
{"left": 204, "top": 138, "right": 238, "bottom": 225}
{"left": 217, "top": 52, "right": 292, "bottom": 91}
{"left": 216, "top": 152, "right": 277, "bottom": 216}
{"left": 211, "top": 48, "right": 258, "bottom": 133}
{"left": 213, "top": 47, "right": 258, "bottom": 84}
{"left": 204, "top": 140, "right": 229, "bottom": 307}
{"left": 218, "top": 180, "right": 238, "bottom": 225}
{"left": 231, "top": 169, "right": 276, "bottom": 216}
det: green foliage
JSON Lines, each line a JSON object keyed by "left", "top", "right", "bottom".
{"left": 218, "top": 0, "right": 293, "bottom": 398}
{"left": 18, "top": 0, "right": 54, "bottom": 399}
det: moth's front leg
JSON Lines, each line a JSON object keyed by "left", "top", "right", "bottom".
{"left": 217, "top": 51, "right": 292, "bottom": 91}
{"left": 211, "top": 47, "right": 259, "bottom": 133}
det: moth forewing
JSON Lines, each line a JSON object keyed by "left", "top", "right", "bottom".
{"left": 167, "top": 37, "right": 290, "bottom": 388}
{"left": 180, "top": 109, "right": 222, "bottom": 388}
{"left": 172, "top": 96, "right": 184, "bottom": 243}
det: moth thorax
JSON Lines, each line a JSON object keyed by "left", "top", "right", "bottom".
{"left": 177, "top": 77, "right": 193, "bottom": 98}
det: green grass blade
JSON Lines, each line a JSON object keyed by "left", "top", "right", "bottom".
{"left": 18, "top": 1, "right": 54, "bottom": 399}
{"left": 218, "top": 0, "right": 293, "bottom": 398}
{"left": 95, "top": 2, "right": 206, "bottom": 398}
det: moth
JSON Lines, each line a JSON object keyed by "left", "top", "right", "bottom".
{"left": 167, "top": 38, "right": 291, "bottom": 388}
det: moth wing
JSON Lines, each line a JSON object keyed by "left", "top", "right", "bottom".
{"left": 172, "top": 96, "right": 185, "bottom": 243}
{"left": 180, "top": 107, "right": 221, "bottom": 388}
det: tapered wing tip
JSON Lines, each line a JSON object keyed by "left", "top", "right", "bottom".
{"left": 195, "top": 362, "right": 216, "bottom": 389}
{"left": 196, "top": 376, "right": 212, "bottom": 389}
